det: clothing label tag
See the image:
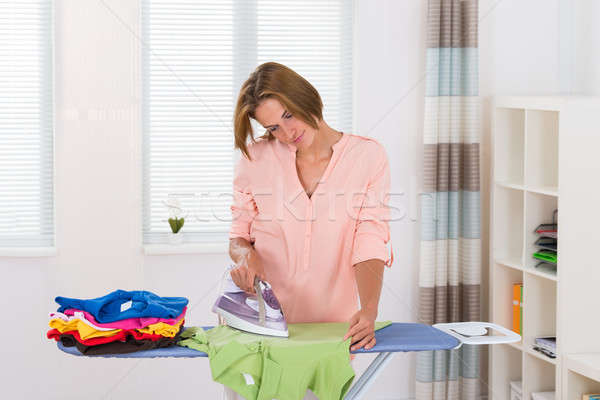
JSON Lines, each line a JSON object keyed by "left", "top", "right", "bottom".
{"left": 242, "top": 373, "right": 255, "bottom": 385}
{"left": 120, "top": 300, "right": 132, "bottom": 313}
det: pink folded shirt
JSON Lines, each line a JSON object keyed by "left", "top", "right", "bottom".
{"left": 60, "top": 306, "right": 187, "bottom": 330}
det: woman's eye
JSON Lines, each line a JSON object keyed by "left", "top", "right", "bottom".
{"left": 269, "top": 113, "right": 291, "bottom": 132}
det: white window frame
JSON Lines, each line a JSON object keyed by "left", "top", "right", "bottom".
{"left": 142, "top": 0, "right": 356, "bottom": 254}
{"left": 0, "top": 1, "right": 56, "bottom": 257}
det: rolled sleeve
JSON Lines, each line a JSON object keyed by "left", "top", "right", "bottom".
{"left": 229, "top": 155, "right": 258, "bottom": 243}
{"left": 351, "top": 144, "right": 394, "bottom": 268}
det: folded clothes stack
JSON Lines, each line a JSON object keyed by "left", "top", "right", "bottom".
{"left": 46, "top": 289, "right": 189, "bottom": 355}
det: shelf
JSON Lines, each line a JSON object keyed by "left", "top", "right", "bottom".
{"left": 491, "top": 344, "right": 523, "bottom": 400}
{"left": 524, "top": 192, "right": 558, "bottom": 272}
{"left": 494, "top": 258, "right": 556, "bottom": 282}
{"left": 527, "top": 348, "right": 557, "bottom": 366}
{"left": 566, "top": 354, "right": 600, "bottom": 383}
{"left": 525, "top": 109, "right": 559, "bottom": 189}
{"left": 523, "top": 274, "right": 556, "bottom": 342}
{"left": 493, "top": 185, "right": 524, "bottom": 263}
{"left": 524, "top": 339, "right": 557, "bottom": 366}
{"left": 522, "top": 265, "right": 557, "bottom": 282}
{"left": 494, "top": 96, "right": 568, "bottom": 110}
{"left": 526, "top": 185, "right": 558, "bottom": 197}
{"left": 566, "top": 354, "right": 600, "bottom": 399}
{"left": 495, "top": 181, "right": 557, "bottom": 197}
{"left": 494, "top": 257, "right": 523, "bottom": 271}
{"left": 495, "top": 180, "right": 525, "bottom": 191}
{"left": 492, "top": 262, "right": 523, "bottom": 336}
{"left": 494, "top": 107, "right": 525, "bottom": 185}
{"left": 524, "top": 353, "right": 556, "bottom": 397}
{"left": 491, "top": 95, "right": 600, "bottom": 399}
{"left": 508, "top": 341, "right": 523, "bottom": 352}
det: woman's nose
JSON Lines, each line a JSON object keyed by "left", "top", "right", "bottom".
{"left": 282, "top": 120, "right": 296, "bottom": 139}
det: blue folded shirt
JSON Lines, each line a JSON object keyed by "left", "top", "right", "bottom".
{"left": 55, "top": 289, "right": 189, "bottom": 323}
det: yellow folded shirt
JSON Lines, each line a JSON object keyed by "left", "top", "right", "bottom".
{"left": 48, "top": 317, "right": 184, "bottom": 340}
{"left": 137, "top": 318, "right": 184, "bottom": 337}
{"left": 48, "top": 318, "right": 120, "bottom": 339}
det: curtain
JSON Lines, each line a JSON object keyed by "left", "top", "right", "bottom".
{"left": 417, "top": 0, "right": 481, "bottom": 399}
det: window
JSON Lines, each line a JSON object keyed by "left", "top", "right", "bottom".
{"left": 142, "top": 0, "right": 354, "bottom": 246}
{"left": 0, "top": 1, "right": 54, "bottom": 248}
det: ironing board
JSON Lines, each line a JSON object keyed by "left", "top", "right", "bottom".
{"left": 55, "top": 321, "right": 519, "bottom": 400}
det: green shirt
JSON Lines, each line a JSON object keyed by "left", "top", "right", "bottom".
{"left": 179, "top": 321, "right": 391, "bottom": 400}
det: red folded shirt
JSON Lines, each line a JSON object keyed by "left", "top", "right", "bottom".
{"left": 47, "top": 327, "right": 168, "bottom": 346}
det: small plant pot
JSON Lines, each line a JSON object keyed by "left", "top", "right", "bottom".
{"left": 168, "top": 232, "right": 183, "bottom": 245}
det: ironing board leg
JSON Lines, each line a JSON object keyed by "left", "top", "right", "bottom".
{"left": 344, "top": 352, "right": 395, "bottom": 400}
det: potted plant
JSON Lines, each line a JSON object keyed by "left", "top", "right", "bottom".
{"left": 164, "top": 197, "right": 185, "bottom": 245}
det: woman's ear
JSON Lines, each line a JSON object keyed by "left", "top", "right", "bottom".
{"left": 311, "top": 114, "right": 322, "bottom": 127}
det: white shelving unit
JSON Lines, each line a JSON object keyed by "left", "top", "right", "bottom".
{"left": 489, "top": 96, "right": 600, "bottom": 399}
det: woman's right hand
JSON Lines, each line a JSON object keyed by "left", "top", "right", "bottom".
{"left": 230, "top": 249, "right": 265, "bottom": 294}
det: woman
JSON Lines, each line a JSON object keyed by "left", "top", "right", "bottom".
{"left": 226, "top": 62, "right": 394, "bottom": 399}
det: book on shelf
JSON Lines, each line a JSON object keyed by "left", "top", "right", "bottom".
{"left": 534, "top": 211, "right": 558, "bottom": 240}
{"left": 533, "top": 249, "right": 557, "bottom": 264}
{"left": 513, "top": 283, "right": 523, "bottom": 335}
{"left": 533, "top": 336, "right": 556, "bottom": 358}
{"left": 534, "top": 237, "right": 557, "bottom": 251}
{"left": 534, "top": 262, "right": 557, "bottom": 275}
{"left": 536, "top": 229, "right": 557, "bottom": 239}
{"left": 582, "top": 394, "right": 600, "bottom": 400}
{"left": 535, "top": 337, "right": 556, "bottom": 350}
{"left": 532, "top": 346, "right": 556, "bottom": 358}
{"left": 520, "top": 284, "right": 523, "bottom": 335}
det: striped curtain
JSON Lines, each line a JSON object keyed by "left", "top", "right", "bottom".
{"left": 417, "top": 0, "right": 481, "bottom": 399}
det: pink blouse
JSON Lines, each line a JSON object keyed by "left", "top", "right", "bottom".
{"left": 229, "top": 132, "right": 394, "bottom": 323}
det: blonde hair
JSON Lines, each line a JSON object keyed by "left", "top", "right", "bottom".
{"left": 233, "top": 62, "right": 323, "bottom": 161}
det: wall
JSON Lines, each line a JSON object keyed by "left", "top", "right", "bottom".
{"left": 570, "top": 0, "right": 600, "bottom": 94}
{"left": 2, "top": 0, "right": 598, "bottom": 399}
{"left": 0, "top": 1, "right": 426, "bottom": 399}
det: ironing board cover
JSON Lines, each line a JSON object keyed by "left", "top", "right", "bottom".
{"left": 56, "top": 323, "right": 459, "bottom": 358}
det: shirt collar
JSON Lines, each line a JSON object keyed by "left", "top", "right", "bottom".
{"left": 284, "top": 131, "right": 348, "bottom": 153}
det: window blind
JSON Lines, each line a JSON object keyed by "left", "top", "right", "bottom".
{"left": 142, "top": 0, "right": 354, "bottom": 245}
{"left": 0, "top": 0, "right": 54, "bottom": 248}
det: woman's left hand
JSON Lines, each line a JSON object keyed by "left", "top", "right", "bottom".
{"left": 343, "top": 308, "right": 378, "bottom": 351}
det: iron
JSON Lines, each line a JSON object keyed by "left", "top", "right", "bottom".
{"left": 212, "top": 264, "right": 289, "bottom": 337}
